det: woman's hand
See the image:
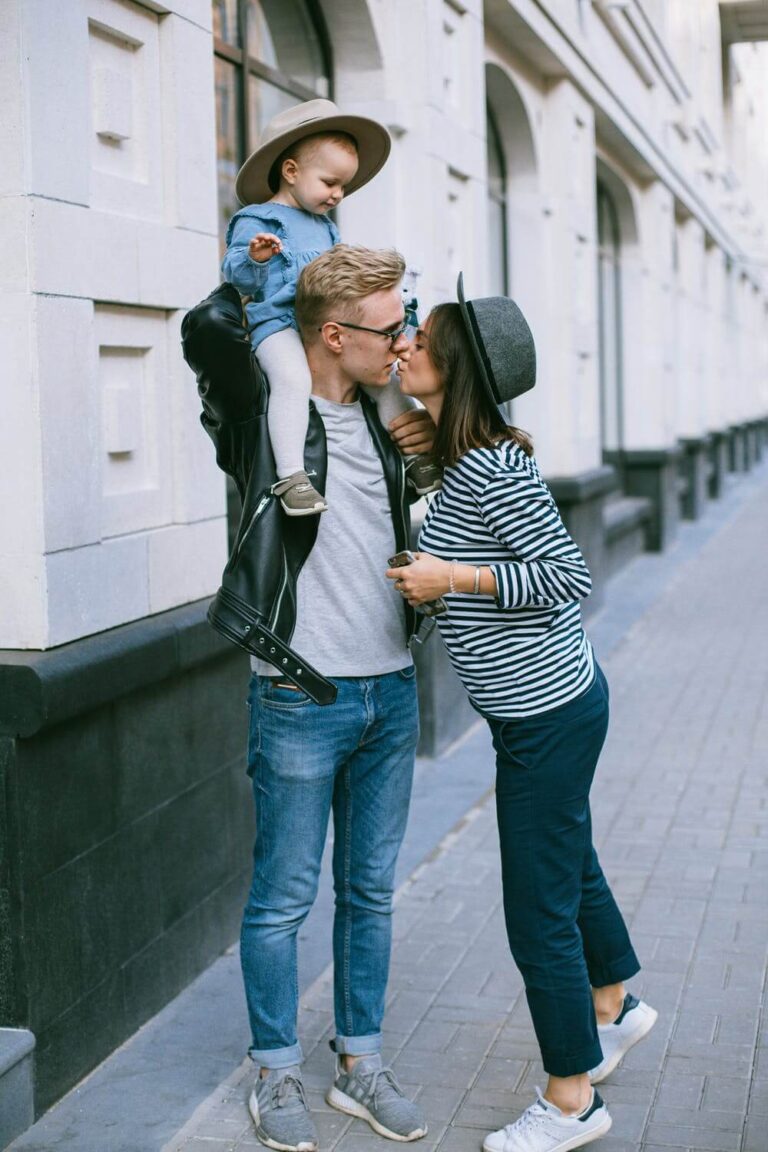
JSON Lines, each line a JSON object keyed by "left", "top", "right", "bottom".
{"left": 385, "top": 552, "right": 451, "bottom": 606}
{"left": 388, "top": 409, "right": 436, "bottom": 456}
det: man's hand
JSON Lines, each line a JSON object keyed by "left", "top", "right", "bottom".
{"left": 248, "top": 233, "right": 283, "bottom": 263}
{"left": 388, "top": 408, "right": 436, "bottom": 456}
{"left": 385, "top": 552, "right": 451, "bottom": 606}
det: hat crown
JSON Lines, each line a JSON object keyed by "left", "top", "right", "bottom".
{"left": 456, "top": 273, "right": 536, "bottom": 404}
{"left": 261, "top": 99, "right": 342, "bottom": 148}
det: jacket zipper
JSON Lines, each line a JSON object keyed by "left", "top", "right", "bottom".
{"left": 235, "top": 492, "right": 271, "bottom": 558}
{"left": 269, "top": 550, "right": 290, "bottom": 631}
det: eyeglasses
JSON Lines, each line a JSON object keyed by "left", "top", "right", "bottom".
{"left": 322, "top": 320, "right": 410, "bottom": 348}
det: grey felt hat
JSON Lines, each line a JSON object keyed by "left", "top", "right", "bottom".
{"left": 235, "top": 98, "right": 391, "bottom": 206}
{"left": 456, "top": 273, "right": 536, "bottom": 404}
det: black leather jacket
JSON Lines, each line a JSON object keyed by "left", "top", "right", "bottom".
{"left": 181, "top": 283, "right": 417, "bottom": 706}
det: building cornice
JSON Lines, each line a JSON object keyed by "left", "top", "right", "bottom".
{"left": 484, "top": 0, "right": 758, "bottom": 272}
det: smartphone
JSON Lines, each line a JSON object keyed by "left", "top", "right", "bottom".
{"left": 388, "top": 551, "right": 448, "bottom": 617}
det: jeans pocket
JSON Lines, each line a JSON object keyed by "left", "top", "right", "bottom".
{"left": 396, "top": 665, "right": 416, "bottom": 681}
{"left": 260, "top": 678, "right": 312, "bottom": 708}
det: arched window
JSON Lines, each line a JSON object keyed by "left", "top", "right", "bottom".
{"left": 486, "top": 104, "right": 509, "bottom": 297}
{"left": 213, "top": 0, "right": 332, "bottom": 254}
{"left": 596, "top": 181, "right": 624, "bottom": 454}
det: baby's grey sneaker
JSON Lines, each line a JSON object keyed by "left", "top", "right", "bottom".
{"left": 272, "top": 471, "right": 328, "bottom": 516}
{"left": 404, "top": 455, "right": 442, "bottom": 496}
{"left": 326, "top": 1053, "right": 427, "bottom": 1142}
{"left": 589, "top": 994, "right": 658, "bottom": 1084}
{"left": 248, "top": 1065, "right": 318, "bottom": 1152}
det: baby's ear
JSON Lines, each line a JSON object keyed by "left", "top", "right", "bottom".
{"left": 281, "top": 157, "right": 298, "bottom": 183}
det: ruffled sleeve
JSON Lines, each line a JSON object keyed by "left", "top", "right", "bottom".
{"left": 222, "top": 209, "right": 288, "bottom": 299}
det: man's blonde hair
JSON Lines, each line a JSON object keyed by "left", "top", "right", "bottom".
{"left": 295, "top": 245, "right": 406, "bottom": 339}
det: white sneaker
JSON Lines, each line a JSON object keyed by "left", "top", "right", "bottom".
{"left": 482, "top": 1089, "right": 611, "bottom": 1152}
{"left": 589, "top": 994, "right": 658, "bottom": 1084}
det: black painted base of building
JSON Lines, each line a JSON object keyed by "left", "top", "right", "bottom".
{"left": 0, "top": 606, "right": 253, "bottom": 1116}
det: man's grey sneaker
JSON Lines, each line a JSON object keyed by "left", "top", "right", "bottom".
{"left": 589, "top": 993, "right": 658, "bottom": 1084}
{"left": 248, "top": 1065, "right": 318, "bottom": 1152}
{"left": 483, "top": 1088, "right": 611, "bottom": 1152}
{"left": 272, "top": 471, "right": 328, "bottom": 516}
{"left": 404, "top": 455, "right": 442, "bottom": 496}
{"left": 326, "top": 1053, "right": 427, "bottom": 1142}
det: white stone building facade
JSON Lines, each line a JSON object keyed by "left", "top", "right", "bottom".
{"left": 2, "top": 0, "right": 767, "bottom": 652}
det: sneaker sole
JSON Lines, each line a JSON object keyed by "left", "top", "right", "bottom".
{"left": 280, "top": 502, "right": 328, "bottom": 516}
{"left": 407, "top": 483, "right": 442, "bottom": 496}
{"left": 248, "top": 1090, "right": 318, "bottom": 1152}
{"left": 481, "top": 1111, "right": 612, "bottom": 1152}
{"left": 590, "top": 1006, "right": 659, "bottom": 1084}
{"left": 325, "top": 1086, "right": 428, "bottom": 1142}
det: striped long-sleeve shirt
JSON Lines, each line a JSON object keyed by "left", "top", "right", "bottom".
{"left": 418, "top": 441, "right": 595, "bottom": 719}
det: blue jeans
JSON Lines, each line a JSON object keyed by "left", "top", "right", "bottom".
{"left": 241, "top": 669, "right": 419, "bottom": 1069}
{"left": 486, "top": 664, "right": 640, "bottom": 1077}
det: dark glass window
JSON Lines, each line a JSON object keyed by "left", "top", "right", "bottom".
{"left": 213, "top": 0, "right": 332, "bottom": 256}
{"left": 596, "top": 182, "right": 623, "bottom": 454}
{"left": 486, "top": 105, "right": 509, "bottom": 298}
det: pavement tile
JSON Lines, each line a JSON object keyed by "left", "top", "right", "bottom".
{"left": 433, "top": 1127, "right": 485, "bottom": 1151}
{"left": 654, "top": 1072, "right": 705, "bottom": 1109}
{"left": 414, "top": 1086, "right": 465, "bottom": 1123}
{"left": 600, "top": 1102, "right": 649, "bottom": 1141}
{"left": 742, "top": 1114, "right": 768, "bottom": 1151}
{"left": 642, "top": 1122, "right": 741, "bottom": 1150}
{"left": 393, "top": 1051, "right": 478, "bottom": 1088}
{"left": 650, "top": 1104, "right": 744, "bottom": 1131}
{"left": 397, "top": 1022, "right": 461, "bottom": 1055}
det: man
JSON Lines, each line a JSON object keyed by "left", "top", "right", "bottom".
{"left": 234, "top": 245, "right": 430, "bottom": 1152}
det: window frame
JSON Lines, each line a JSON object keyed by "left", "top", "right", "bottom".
{"left": 213, "top": 0, "right": 333, "bottom": 167}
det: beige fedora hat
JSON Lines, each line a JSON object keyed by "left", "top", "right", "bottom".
{"left": 235, "top": 98, "right": 391, "bottom": 206}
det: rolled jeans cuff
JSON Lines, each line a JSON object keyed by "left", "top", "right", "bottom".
{"left": 332, "top": 1032, "right": 382, "bottom": 1057}
{"left": 249, "top": 1041, "right": 303, "bottom": 1069}
{"left": 541, "top": 1037, "right": 603, "bottom": 1078}
{"left": 587, "top": 945, "right": 640, "bottom": 989}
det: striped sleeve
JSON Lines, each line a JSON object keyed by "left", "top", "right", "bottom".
{"left": 478, "top": 467, "right": 592, "bottom": 610}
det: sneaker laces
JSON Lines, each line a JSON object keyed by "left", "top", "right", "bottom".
{"left": 272, "top": 1072, "right": 308, "bottom": 1111}
{"left": 502, "top": 1092, "right": 549, "bottom": 1138}
{"left": 358, "top": 1064, "right": 405, "bottom": 1107}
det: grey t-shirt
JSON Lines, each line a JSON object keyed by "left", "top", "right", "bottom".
{"left": 254, "top": 394, "right": 413, "bottom": 678}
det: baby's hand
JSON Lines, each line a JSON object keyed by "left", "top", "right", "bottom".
{"left": 248, "top": 233, "right": 282, "bottom": 262}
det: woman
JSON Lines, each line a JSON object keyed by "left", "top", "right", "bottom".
{"left": 387, "top": 278, "right": 656, "bottom": 1152}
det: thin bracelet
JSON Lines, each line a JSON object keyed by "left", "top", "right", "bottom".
{"left": 449, "top": 559, "right": 457, "bottom": 594}
{"left": 473, "top": 566, "right": 481, "bottom": 594}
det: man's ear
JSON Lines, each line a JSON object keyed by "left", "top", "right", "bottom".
{"left": 319, "top": 322, "right": 344, "bottom": 355}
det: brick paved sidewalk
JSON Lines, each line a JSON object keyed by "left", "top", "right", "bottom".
{"left": 164, "top": 474, "right": 768, "bottom": 1152}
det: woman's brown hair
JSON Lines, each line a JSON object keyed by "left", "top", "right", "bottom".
{"left": 426, "top": 303, "right": 533, "bottom": 467}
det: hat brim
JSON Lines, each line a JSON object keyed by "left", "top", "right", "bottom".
{"left": 235, "top": 114, "right": 391, "bottom": 206}
{"left": 456, "top": 272, "right": 501, "bottom": 407}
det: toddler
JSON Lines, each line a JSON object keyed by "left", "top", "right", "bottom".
{"left": 223, "top": 98, "right": 440, "bottom": 515}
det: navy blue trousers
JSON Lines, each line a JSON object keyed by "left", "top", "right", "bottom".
{"left": 485, "top": 664, "right": 640, "bottom": 1077}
